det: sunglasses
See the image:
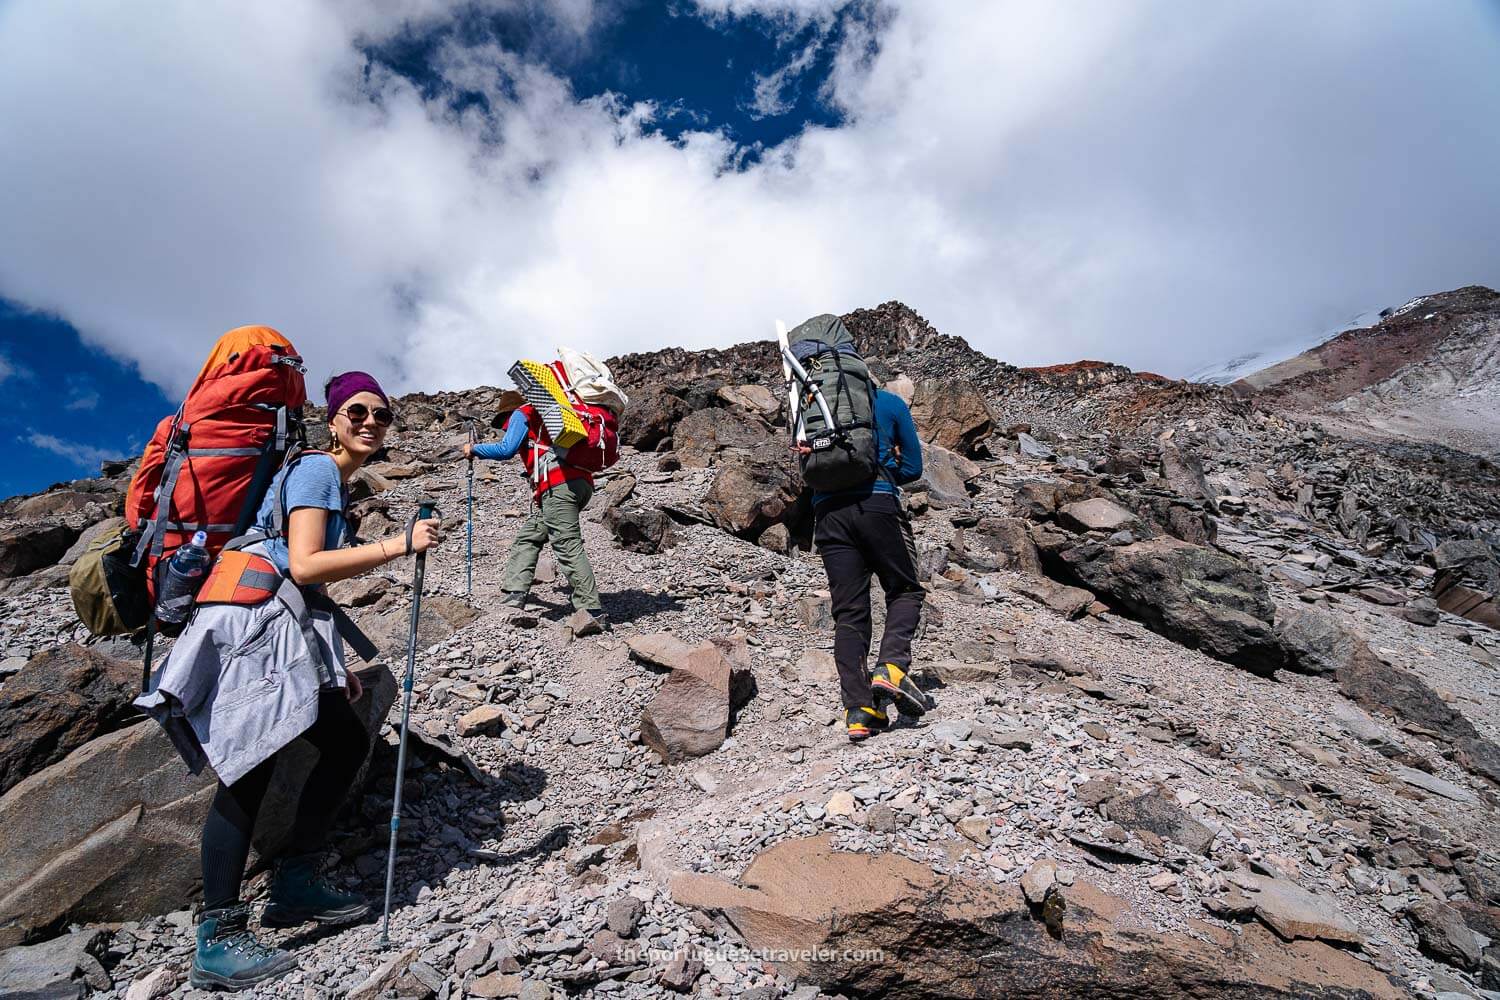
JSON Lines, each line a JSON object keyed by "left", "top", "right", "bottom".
{"left": 340, "top": 403, "right": 394, "bottom": 427}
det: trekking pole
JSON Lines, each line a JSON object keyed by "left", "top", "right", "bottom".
{"left": 465, "top": 424, "right": 476, "bottom": 598}
{"left": 380, "top": 500, "right": 435, "bottom": 949}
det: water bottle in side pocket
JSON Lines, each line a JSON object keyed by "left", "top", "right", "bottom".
{"left": 156, "top": 531, "right": 212, "bottom": 625}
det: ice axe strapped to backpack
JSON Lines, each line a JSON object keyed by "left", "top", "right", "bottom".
{"left": 777, "top": 314, "right": 882, "bottom": 493}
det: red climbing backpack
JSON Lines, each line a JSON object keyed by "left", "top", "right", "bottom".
{"left": 124, "top": 326, "right": 308, "bottom": 608}
{"left": 550, "top": 360, "right": 620, "bottom": 473}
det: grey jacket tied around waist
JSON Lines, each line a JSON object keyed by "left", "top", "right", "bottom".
{"left": 134, "top": 545, "right": 350, "bottom": 787}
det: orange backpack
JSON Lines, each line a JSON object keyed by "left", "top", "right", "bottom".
{"left": 125, "top": 326, "right": 308, "bottom": 605}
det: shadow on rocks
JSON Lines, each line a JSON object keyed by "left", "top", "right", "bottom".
{"left": 599, "top": 587, "right": 684, "bottom": 627}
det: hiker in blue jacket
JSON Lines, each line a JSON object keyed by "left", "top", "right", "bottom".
{"left": 802, "top": 386, "right": 931, "bottom": 739}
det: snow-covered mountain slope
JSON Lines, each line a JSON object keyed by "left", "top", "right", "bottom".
{"left": 1242, "top": 286, "right": 1500, "bottom": 456}
{"left": 1186, "top": 309, "right": 1384, "bottom": 386}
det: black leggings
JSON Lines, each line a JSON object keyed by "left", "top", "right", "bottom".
{"left": 201, "top": 690, "right": 368, "bottom": 910}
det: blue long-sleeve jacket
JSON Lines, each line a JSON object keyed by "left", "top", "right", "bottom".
{"left": 812, "top": 389, "right": 923, "bottom": 508}
{"left": 472, "top": 410, "right": 529, "bottom": 461}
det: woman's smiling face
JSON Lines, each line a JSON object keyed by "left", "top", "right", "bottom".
{"left": 330, "top": 390, "right": 390, "bottom": 461}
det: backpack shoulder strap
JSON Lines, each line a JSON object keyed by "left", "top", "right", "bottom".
{"left": 221, "top": 446, "right": 332, "bottom": 552}
{"left": 132, "top": 406, "right": 189, "bottom": 567}
{"left": 271, "top": 448, "right": 336, "bottom": 539}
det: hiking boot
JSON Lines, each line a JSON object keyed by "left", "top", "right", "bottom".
{"left": 261, "top": 852, "right": 370, "bottom": 928}
{"left": 190, "top": 904, "right": 297, "bottom": 991}
{"left": 872, "top": 662, "right": 930, "bottom": 717}
{"left": 569, "top": 607, "right": 610, "bottom": 637}
{"left": 498, "top": 591, "right": 528, "bottom": 609}
{"left": 845, "top": 706, "right": 889, "bottom": 742}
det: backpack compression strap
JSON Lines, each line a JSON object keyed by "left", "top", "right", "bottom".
{"left": 134, "top": 406, "right": 298, "bottom": 568}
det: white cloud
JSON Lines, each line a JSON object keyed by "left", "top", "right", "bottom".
{"left": 23, "top": 431, "right": 125, "bottom": 471}
{"left": 0, "top": 354, "right": 13, "bottom": 385}
{"left": 0, "top": 0, "right": 1498, "bottom": 407}
{"left": 746, "top": 33, "right": 824, "bottom": 119}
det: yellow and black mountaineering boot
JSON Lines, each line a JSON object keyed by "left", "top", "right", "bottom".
{"left": 845, "top": 706, "right": 889, "bottom": 742}
{"left": 872, "top": 662, "right": 930, "bottom": 717}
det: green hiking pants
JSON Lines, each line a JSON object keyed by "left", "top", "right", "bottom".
{"left": 502, "top": 479, "right": 600, "bottom": 611}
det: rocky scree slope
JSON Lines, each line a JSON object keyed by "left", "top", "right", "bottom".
{"left": 0, "top": 298, "right": 1498, "bottom": 998}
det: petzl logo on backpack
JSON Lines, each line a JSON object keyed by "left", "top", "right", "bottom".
{"left": 784, "top": 314, "right": 881, "bottom": 492}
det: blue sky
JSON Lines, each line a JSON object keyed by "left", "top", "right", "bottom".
{"left": 2, "top": 0, "right": 1498, "bottom": 500}
{"left": 0, "top": 304, "right": 169, "bottom": 497}
{"left": 0, "top": 1, "right": 852, "bottom": 498}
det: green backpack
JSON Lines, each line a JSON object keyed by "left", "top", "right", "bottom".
{"left": 788, "top": 314, "right": 881, "bottom": 493}
{"left": 68, "top": 521, "right": 152, "bottom": 637}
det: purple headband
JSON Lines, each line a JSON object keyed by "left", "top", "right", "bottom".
{"left": 324, "top": 371, "right": 389, "bottom": 417}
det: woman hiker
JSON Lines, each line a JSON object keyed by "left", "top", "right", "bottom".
{"left": 136, "top": 371, "right": 442, "bottom": 991}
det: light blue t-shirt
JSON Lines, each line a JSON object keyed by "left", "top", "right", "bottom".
{"left": 255, "top": 453, "right": 348, "bottom": 576}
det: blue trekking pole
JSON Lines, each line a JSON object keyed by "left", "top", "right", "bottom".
{"left": 380, "top": 500, "right": 435, "bottom": 948}
{"left": 465, "top": 423, "right": 476, "bottom": 598}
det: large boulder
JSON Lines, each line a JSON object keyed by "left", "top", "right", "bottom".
{"left": 1057, "top": 498, "right": 1137, "bottom": 534}
{"left": 1158, "top": 443, "right": 1214, "bottom": 506}
{"left": 908, "top": 379, "right": 995, "bottom": 456}
{"left": 672, "top": 409, "right": 771, "bottom": 468}
{"left": 1217, "top": 872, "right": 1363, "bottom": 946}
{"left": 587, "top": 472, "right": 637, "bottom": 523}
{"left": 671, "top": 835, "right": 1401, "bottom": 999}
{"left": 1406, "top": 899, "right": 1486, "bottom": 971}
{"left": 702, "top": 452, "right": 804, "bottom": 542}
{"left": 1103, "top": 787, "right": 1215, "bottom": 855}
{"left": 949, "top": 518, "right": 1042, "bottom": 576}
{"left": 1335, "top": 645, "right": 1500, "bottom": 786}
{"left": 0, "top": 523, "right": 82, "bottom": 578}
{"left": 1275, "top": 605, "right": 1362, "bottom": 676}
{"left": 0, "top": 722, "right": 216, "bottom": 947}
{"left": 11, "top": 491, "right": 111, "bottom": 520}
{"left": 0, "top": 644, "right": 141, "bottom": 796}
{"left": 617, "top": 387, "right": 687, "bottom": 451}
{"left": 1056, "top": 537, "right": 1284, "bottom": 675}
{"left": 1432, "top": 539, "right": 1500, "bottom": 630}
{"left": 1295, "top": 607, "right": 1500, "bottom": 784}
{"left": 603, "top": 506, "right": 677, "bottom": 554}
{"left": 716, "top": 384, "right": 780, "bottom": 419}
{"left": 920, "top": 442, "right": 981, "bottom": 506}
{"left": 0, "top": 667, "right": 396, "bottom": 946}
{"left": 640, "top": 643, "right": 751, "bottom": 764}
{"left": 0, "top": 929, "right": 111, "bottom": 999}
{"left": 364, "top": 595, "right": 479, "bottom": 661}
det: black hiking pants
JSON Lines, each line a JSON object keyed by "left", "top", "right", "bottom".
{"left": 814, "top": 492, "right": 925, "bottom": 711}
{"left": 201, "top": 690, "right": 367, "bottom": 910}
